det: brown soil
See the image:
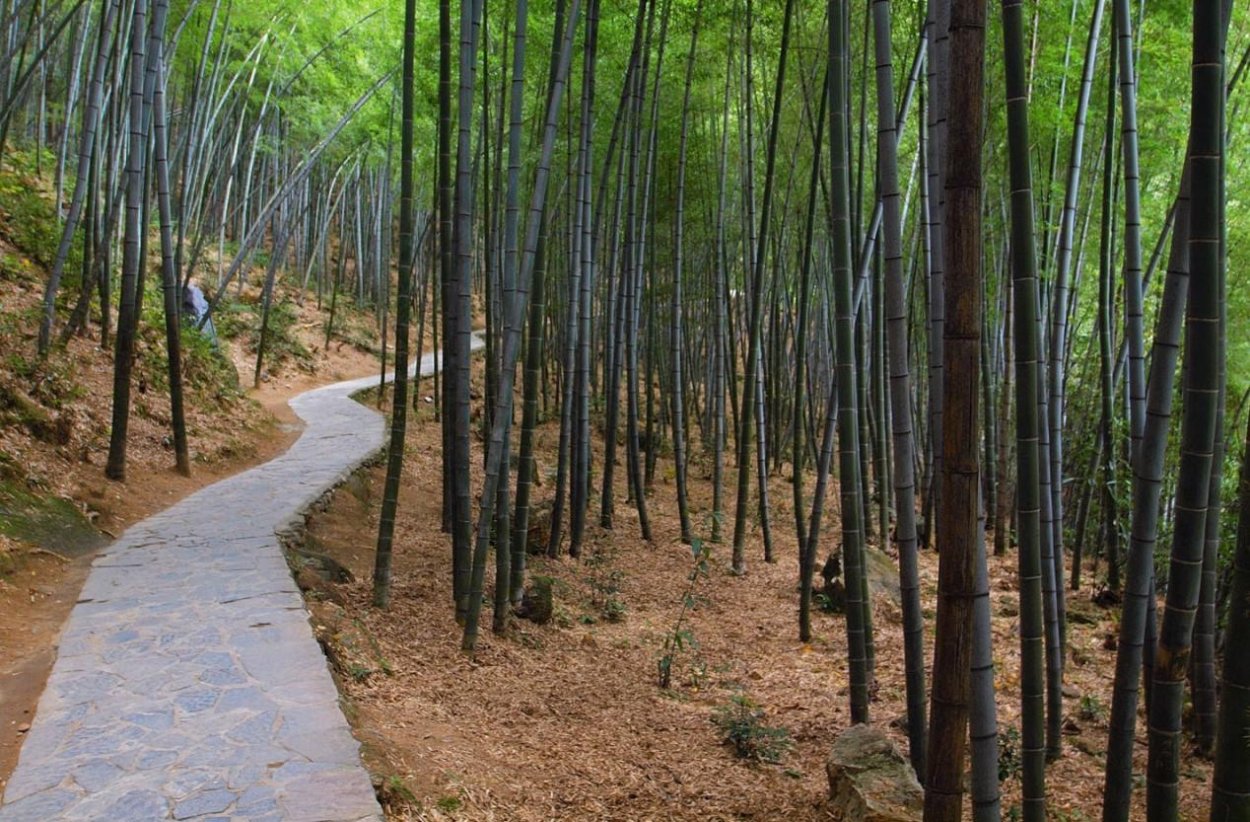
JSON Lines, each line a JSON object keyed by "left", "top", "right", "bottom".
{"left": 0, "top": 549, "right": 89, "bottom": 788}
{"left": 304, "top": 378, "right": 1212, "bottom": 820}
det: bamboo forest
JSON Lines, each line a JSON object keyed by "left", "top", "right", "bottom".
{"left": 0, "top": 0, "right": 1247, "bottom": 818}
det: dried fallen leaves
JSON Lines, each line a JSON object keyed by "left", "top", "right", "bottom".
{"left": 306, "top": 381, "right": 1212, "bottom": 821}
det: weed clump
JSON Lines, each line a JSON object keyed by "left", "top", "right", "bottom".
{"left": 586, "top": 545, "right": 627, "bottom": 623}
{"left": 998, "top": 725, "right": 1022, "bottom": 783}
{"left": 711, "top": 692, "right": 793, "bottom": 764}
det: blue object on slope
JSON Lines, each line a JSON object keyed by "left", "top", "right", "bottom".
{"left": 182, "top": 284, "right": 217, "bottom": 343}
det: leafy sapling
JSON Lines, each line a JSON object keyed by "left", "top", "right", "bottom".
{"left": 658, "top": 538, "right": 711, "bottom": 689}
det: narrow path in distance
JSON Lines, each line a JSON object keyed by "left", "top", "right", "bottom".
{"left": 0, "top": 335, "right": 482, "bottom": 821}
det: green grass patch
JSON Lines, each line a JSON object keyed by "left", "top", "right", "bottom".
{"left": 0, "top": 162, "right": 78, "bottom": 277}
{"left": 327, "top": 305, "right": 381, "bottom": 355}
{"left": 132, "top": 278, "right": 243, "bottom": 406}
{"left": 215, "top": 294, "right": 312, "bottom": 370}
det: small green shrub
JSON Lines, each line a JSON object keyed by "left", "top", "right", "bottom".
{"left": 998, "top": 725, "right": 1022, "bottom": 783}
{"left": 658, "top": 538, "right": 711, "bottom": 689}
{"left": 1078, "top": 694, "right": 1108, "bottom": 724}
{"left": 586, "top": 548, "right": 627, "bottom": 624}
{"left": 602, "top": 595, "right": 627, "bottom": 623}
{"left": 378, "top": 774, "right": 417, "bottom": 808}
{"left": 712, "top": 692, "right": 793, "bottom": 764}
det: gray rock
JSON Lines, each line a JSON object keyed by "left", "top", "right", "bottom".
{"left": 825, "top": 725, "right": 923, "bottom": 822}
{"left": 863, "top": 549, "right": 902, "bottom": 607}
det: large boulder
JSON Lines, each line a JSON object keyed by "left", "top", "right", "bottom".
{"left": 826, "top": 725, "right": 923, "bottom": 822}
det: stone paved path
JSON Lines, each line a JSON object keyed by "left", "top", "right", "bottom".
{"left": 0, "top": 337, "right": 480, "bottom": 821}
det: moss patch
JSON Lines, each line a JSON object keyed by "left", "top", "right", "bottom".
{"left": 0, "top": 479, "right": 106, "bottom": 559}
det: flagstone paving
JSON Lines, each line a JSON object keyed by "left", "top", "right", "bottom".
{"left": 0, "top": 338, "right": 479, "bottom": 821}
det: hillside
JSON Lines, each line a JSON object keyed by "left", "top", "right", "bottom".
{"left": 0, "top": 151, "right": 387, "bottom": 789}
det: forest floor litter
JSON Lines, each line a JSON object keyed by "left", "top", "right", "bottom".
{"left": 304, "top": 370, "right": 1213, "bottom": 821}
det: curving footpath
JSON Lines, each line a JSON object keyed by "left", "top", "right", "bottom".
{"left": 0, "top": 336, "right": 480, "bottom": 822}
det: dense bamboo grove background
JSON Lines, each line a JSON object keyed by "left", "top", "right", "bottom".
{"left": 1, "top": 0, "right": 1248, "bottom": 817}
